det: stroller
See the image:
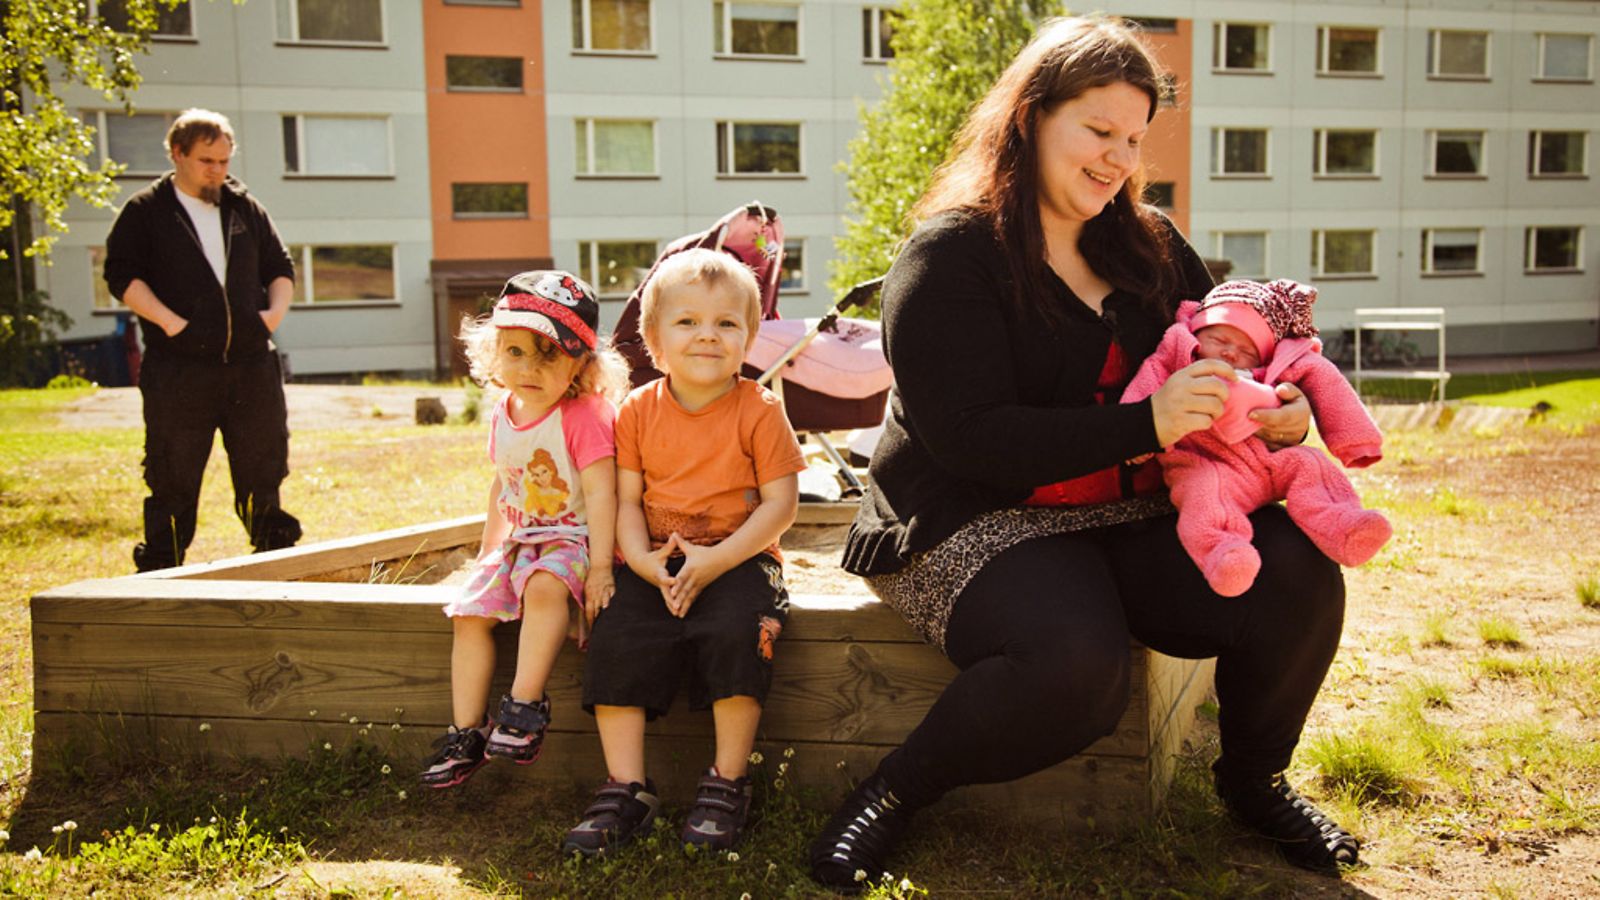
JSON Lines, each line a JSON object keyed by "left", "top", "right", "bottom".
{"left": 611, "top": 202, "right": 892, "bottom": 499}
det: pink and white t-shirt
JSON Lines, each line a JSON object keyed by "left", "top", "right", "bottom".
{"left": 487, "top": 392, "right": 616, "bottom": 540}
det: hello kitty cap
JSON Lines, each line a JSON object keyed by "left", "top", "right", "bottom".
{"left": 491, "top": 270, "right": 600, "bottom": 357}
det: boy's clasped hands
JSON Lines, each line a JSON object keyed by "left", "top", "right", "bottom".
{"left": 631, "top": 532, "right": 733, "bottom": 617}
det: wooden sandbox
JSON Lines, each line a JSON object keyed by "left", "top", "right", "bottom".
{"left": 31, "top": 513, "right": 1213, "bottom": 827}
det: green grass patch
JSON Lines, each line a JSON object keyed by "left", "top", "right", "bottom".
{"left": 1419, "top": 611, "right": 1453, "bottom": 647}
{"left": 1301, "top": 732, "right": 1422, "bottom": 806}
{"left": 1358, "top": 370, "right": 1600, "bottom": 427}
{"left": 1477, "top": 617, "right": 1525, "bottom": 648}
{"left": 1577, "top": 570, "right": 1600, "bottom": 610}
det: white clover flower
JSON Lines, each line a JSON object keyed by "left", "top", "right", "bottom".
{"left": 323, "top": 742, "right": 333, "bottom": 751}
{"left": 62, "top": 821, "right": 76, "bottom": 832}
{"left": 150, "top": 823, "right": 160, "bottom": 833}
{"left": 727, "top": 851, "right": 740, "bottom": 862}
{"left": 51, "top": 826, "right": 61, "bottom": 835}
{"left": 0, "top": 828, "right": 9, "bottom": 842}
{"left": 24, "top": 847, "right": 41, "bottom": 861}
{"left": 853, "top": 869, "right": 867, "bottom": 882}
{"left": 209, "top": 816, "right": 217, "bottom": 824}
{"left": 381, "top": 765, "right": 392, "bottom": 775}
{"left": 748, "top": 751, "right": 764, "bottom": 764}
{"left": 349, "top": 716, "right": 359, "bottom": 724}
{"left": 900, "top": 877, "right": 913, "bottom": 891}
{"left": 198, "top": 723, "right": 211, "bottom": 732}
{"left": 391, "top": 723, "right": 402, "bottom": 731}
{"left": 359, "top": 728, "right": 369, "bottom": 737}
{"left": 783, "top": 747, "right": 795, "bottom": 758}
{"left": 837, "top": 760, "right": 847, "bottom": 770}
{"left": 773, "top": 779, "right": 785, "bottom": 790}
{"left": 308, "top": 710, "right": 318, "bottom": 717}
{"left": 397, "top": 790, "right": 408, "bottom": 800}
{"left": 394, "top": 707, "right": 404, "bottom": 715}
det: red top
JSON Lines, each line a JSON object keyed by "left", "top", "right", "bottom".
{"left": 1024, "top": 341, "right": 1163, "bottom": 507}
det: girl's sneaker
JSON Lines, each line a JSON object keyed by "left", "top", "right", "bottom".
{"left": 562, "top": 779, "right": 661, "bottom": 857}
{"left": 420, "top": 724, "right": 489, "bottom": 788}
{"left": 681, "top": 769, "right": 752, "bottom": 851}
{"left": 485, "top": 694, "right": 550, "bottom": 763}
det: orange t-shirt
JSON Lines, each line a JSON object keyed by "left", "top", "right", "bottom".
{"left": 616, "top": 377, "right": 806, "bottom": 558}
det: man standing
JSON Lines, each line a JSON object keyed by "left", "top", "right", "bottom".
{"left": 104, "top": 108, "right": 302, "bottom": 571}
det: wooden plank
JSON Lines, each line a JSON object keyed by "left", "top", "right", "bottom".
{"left": 1145, "top": 658, "right": 1215, "bottom": 810}
{"left": 793, "top": 502, "right": 860, "bottom": 525}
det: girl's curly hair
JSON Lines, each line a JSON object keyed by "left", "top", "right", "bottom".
{"left": 459, "top": 315, "right": 630, "bottom": 404}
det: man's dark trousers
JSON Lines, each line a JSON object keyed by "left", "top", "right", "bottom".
{"left": 134, "top": 351, "right": 301, "bottom": 571}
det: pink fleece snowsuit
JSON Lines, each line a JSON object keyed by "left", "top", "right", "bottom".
{"left": 1122, "top": 300, "right": 1392, "bottom": 597}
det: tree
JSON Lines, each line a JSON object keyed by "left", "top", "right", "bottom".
{"left": 830, "top": 0, "right": 1062, "bottom": 302}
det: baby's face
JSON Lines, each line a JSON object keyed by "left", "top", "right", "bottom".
{"left": 1195, "top": 323, "right": 1263, "bottom": 369}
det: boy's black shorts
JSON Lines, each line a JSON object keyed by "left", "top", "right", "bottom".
{"left": 582, "top": 554, "right": 789, "bottom": 719}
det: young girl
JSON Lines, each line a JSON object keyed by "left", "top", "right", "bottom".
{"left": 422, "top": 270, "right": 627, "bottom": 789}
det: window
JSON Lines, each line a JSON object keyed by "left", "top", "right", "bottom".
{"left": 275, "top": 0, "right": 384, "bottom": 44}
{"left": 1142, "top": 181, "right": 1174, "bottom": 210}
{"left": 288, "top": 245, "right": 396, "bottom": 303}
{"left": 575, "top": 119, "right": 657, "bottom": 176}
{"left": 1529, "top": 131, "right": 1587, "bottom": 177}
{"left": 1311, "top": 230, "right": 1376, "bottom": 277}
{"left": 89, "top": 247, "right": 119, "bottom": 310}
{"left": 1428, "top": 130, "right": 1485, "bottom": 177}
{"left": 1537, "top": 33, "right": 1592, "bottom": 81}
{"left": 1211, "top": 128, "right": 1269, "bottom": 176}
{"left": 716, "top": 122, "right": 802, "bottom": 176}
{"left": 1428, "top": 29, "right": 1488, "bottom": 78}
{"left": 88, "top": 110, "right": 177, "bottom": 176}
{"left": 862, "top": 7, "right": 894, "bottom": 62}
{"left": 572, "top": 0, "right": 651, "bottom": 53}
{"left": 1314, "top": 129, "right": 1378, "bottom": 177}
{"left": 1213, "top": 22, "right": 1270, "bottom": 72}
{"left": 451, "top": 183, "right": 528, "bottom": 218}
{"left": 1317, "top": 26, "right": 1379, "bottom": 75}
{"left": 714, "top": 2, "right": 800, "bottom": 58}
{"left": 780, "top": 239, "right": 805, "bottom": 291}
{"left": 1124, "top": 17, "right": 1177, "bottom": 34}
{"left": 578, "top": 240, "right": 656, "bottom": 298}
{"left": 1421, "top": 228, "right": 1482, "bottom": 274}
{"left": 95, "top": 0, "right": 193, "bottom": 38}
{"left": 445, "top": 56, "right": 524, "bottom": 91}
{"left": 282, "top": 115, "right": 391, "bottom": 176}
{"left": 1214, "top": 232, "right": 1267, "bottom": 280}
{"left": 1525, "top": 227, "right": 1583, "bottom": 272}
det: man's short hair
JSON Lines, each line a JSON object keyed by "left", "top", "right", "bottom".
{"left": 166, "top": 109, "right": 236, "bottom": 156}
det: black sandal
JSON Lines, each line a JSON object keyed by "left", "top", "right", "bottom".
{"left": 1216, "top": 765, "right": 1360, "bottom": 874}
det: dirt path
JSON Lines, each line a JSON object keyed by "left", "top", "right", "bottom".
{"left": 60, "top": 384, "right": 473, "bottom": 431}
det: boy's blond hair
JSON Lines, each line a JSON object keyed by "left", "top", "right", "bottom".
{"left": 639, "top": 248, "right": 762, "bottom": 366}
{"left": 459, "top": 316, "right": 629, "bottom": 403}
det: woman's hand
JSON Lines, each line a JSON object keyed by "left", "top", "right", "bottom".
{"left": 1250, "top": 383, "right": 1311, "bottom": 449}
{"left": 1150, "top": 358, "right": 1234, "bottom": 448}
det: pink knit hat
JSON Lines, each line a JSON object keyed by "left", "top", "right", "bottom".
{"left": 1190, "top": 279, "right": 1319, "bottom": 362}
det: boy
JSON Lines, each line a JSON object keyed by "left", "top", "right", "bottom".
{"left": 562, "top": 248, "right": 805, "bottom": 857}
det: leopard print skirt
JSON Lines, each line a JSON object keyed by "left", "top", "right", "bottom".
{"left": 863, "top": 495, "right": 1175, "bottom": 652}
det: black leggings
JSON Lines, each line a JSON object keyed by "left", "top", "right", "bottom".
{"left": 876, "top": 504, "right": 1345, "bottom": 807}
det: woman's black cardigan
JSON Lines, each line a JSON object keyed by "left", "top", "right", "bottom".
{"left": 841, "top": 209, "right": 1216, "bottom": 577}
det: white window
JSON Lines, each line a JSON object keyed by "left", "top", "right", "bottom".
{"left": 1525, "top": 226, "right": 1583, "bottom": 273}
{"left": 1529, "top": 131, "right": 1588, "bottom": 177}
{"left": 1317, "top": 26, "right": 1380, "bottom": 75}
{"left": 1211, "top": 128, "right": 1269, "bottom": 176}
{"left": 572, "top": 0, "right": 652, "bottom": 53}
{"left": 1214, "top": 232, "right": 1267, "bottom": 280}
{"left": 451, "top": 183, "right": 528, "bottom": 219}
{"left": 1314, "top": 129, "right": 1379, "bottom": 177}
{"left": 281, "top": 115, "right": 392, "bottom": 177}
{"left": 287, "top": 245, "right": 396, "bottom": 304}
{"left": 575, "top": 119, "right": 657, "bottom": 177}
{"left": 88, "top": 110, "right": 177, "bottom": 176}
{"left": 578, "top": 240, "right": 657, "bottom": 298}
{"left": 714, "top": 2, "right": 800, "bottom": 58}
{"left": 1428, "top": 29, "right": 1489, "bottom": 78}
{"left": 445, "top": 56, "right": 524, "bottom": 92}
{"left": 716, "top": 122, "right": 802, "bottom": 176}
{"left": 1536, "top": 33, "right": 1593, "bottom": 81}
{"left": 862, "top": 7, "right": 894, "bottom": 62}
{"left": 1427, "top": 130, "right": 1485, "bottom": 177}
{"left": 89, "top": 247, "right": 120, "bottom": 310}
{"left": 780, "top": 239, "right": 805, "bottom": 291}
{"left": 275, "top": 0, "right": 385, "bottom": 44}
{"left": 1213, "top": 22, "right": 1270, "bottom": 72}
{"left": 1311, "top": 230, "right": 1376, "bottom": 277}
{"left": 94, "top": 0, "right": 193, "bottom": 38}
{"left": 1421, "top": 228, "right": 1483, "bottom": 275}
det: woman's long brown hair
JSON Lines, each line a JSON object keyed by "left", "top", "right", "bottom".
{"left": 912, "top": 16, "right": 1174, "bottom": 327}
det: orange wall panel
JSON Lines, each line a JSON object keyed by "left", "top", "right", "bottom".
{"left": 1138, "top": 21, "right": 1193, "bottom": 238}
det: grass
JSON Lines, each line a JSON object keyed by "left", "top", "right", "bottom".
{"left": 1357, "top": 369, "right": 1600, "bottom": 427}
{"left": 1578, "top": 570, "right": 1600, "bottom": 609}
{"left": 1477, "top": 617, "right": 1525, "bottom": 648}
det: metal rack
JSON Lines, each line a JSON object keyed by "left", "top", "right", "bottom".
{"left": 1352, "top": 307, "right": 1449, "bottom": 400}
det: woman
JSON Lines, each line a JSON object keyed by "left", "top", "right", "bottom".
{"left": 809, "top": 16, "right": 1357, "bottom": 889}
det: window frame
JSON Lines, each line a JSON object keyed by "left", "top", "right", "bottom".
{"left": 1316, "top": 25, "right": 1381, "bottom": 77}
{"left": 281, "top": 114, "right": 395, "bottom": 179}
{"left": 1524, "top": 226, "right": 1584, "bottom": 274}
{"left": 92, "top": 0, "right": 196, "bottom": 41}
{"left": 1311, "top": 229, "right": 1378, "bottom": 279}
{"left": 444, "top": 55, "right": 526, "bottom": 93}
{"left": 1212, "top": 21, "right": 1272, "bottom": 74}
{"left": 578, "top": 239, "right": 660, "bottom": 299}
{"left": 779, "top": 238, "right": 805, "bottom": 292}
{"left": 1420, "top": 227, "right": 1484, "bottom": 276}
{"left": 450, "top": 182, "right": 530, "bottom": 220}
{"left": 87, "top": 109, "right": 178, "bottom": 178}
{"left": 275, "top": 0, "right": 388, "bottom": 47}
{"left": 1427, "top": 28, "right": 1490, "bottom": 80}
{"left": 1528, "top": 130, "right": 1589, "bottom": 179}
{"left": 1535, "top": 32, "right": 1593, "bottom": 82}
{"left": 287, "top": 243, "right": 399, "bottom": 306}
{"left": 715, "top": 120, "right": 805, "bottom": 178}
{"left": 571, "top": 0, "right": 654, "bottom": 55}
{"left": 862, "top": 6, "right": 894, "bottom": 63}
{"left": 1213, "top": 231, "right": 1269, "bottom": 281}
{"left": 1426, "top": 129, "right": 1487, "bottom": 179}
{"left": 713, "top": 1, "right": 803, "bottom": 60}
{"left": 1210, "top": 127, "right": 1271, "bottom": 178}
{"left": 574, "top": 118, "right": 659, "bottom": 178}
{"left": 1313, "top": 128, "right": 1380, "bottom": 179}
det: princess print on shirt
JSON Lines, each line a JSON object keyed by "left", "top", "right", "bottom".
{"left": 523, "top": 447, "right": 571, "bottom": 518}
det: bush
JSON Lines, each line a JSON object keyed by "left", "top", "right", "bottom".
{"left": 0, "top": 289, "right": 73, "bottom": 387}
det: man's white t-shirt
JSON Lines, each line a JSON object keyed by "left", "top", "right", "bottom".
{"left": 174, "top": 188, "right": 227, "bottom": 287}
